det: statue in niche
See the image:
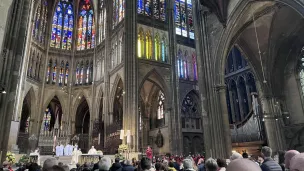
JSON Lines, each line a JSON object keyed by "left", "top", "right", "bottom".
{"left": 155, "top": 129, "right": 164, "bottom": 148}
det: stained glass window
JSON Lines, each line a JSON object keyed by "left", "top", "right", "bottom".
{"left": 32, "top": 0, "right": 48, "bottom": 43}
{"left": 299, "top": 48, "right": 304, "bottom": 97}
{"left": 174, "top": 0, "right": 194, "bottom": 39}
{"left": 137, "top": 28, "right": 144, "bottom": 58}
{"left": 44, "top": 108, "right": 51, "bottom": 131}
{"left": 65, "top": 62, "right": 69, "bottom": 85}
{"left": 138, "top": 0, "right": 165, "bottom": 21}
{"left": 76, "top": 62, "right": 80, "bottom": 85}
{"left": 59, "top": 61, "right": 64, "bottom": 85}
{"left": 80, "top": 61, "right": 84, "bottom": 84}
{"left": 90, "top": 61, "right": 93, "bottom": 83}
{"left": 77, "top": 0, "right": 95, "bottom": 50}
{"left": 47, "top": 59, "right": 52, "bottom": 83}
{"left": 86, "top": 61, "right": 90, "bottom": 84}
{"left": 113, "top": 0, "right": 125, "bottom": 27}
{"left": 157, "top": 91, "right": 165, "bottom": 119}
{"left": 193, "top": 54, "right": 197, "bottom": 80}
{"left": 51, "top": 0, "right": 74, "bottom": 50}
{"left": 53, "top": 60, "right": 57, "bottom": 83}
{"left": 146, "top": 31, "right": 152, "bottom": 59}
{"left": 99, "top": 1, "right": 106, "bottom": 43}
{"left": 161, "top": 38, "right": 166, "bottom": 62}
{"left": 155, "top": 34, "right": 160, "bottom": 61}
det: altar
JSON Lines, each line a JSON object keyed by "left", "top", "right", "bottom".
{"left": 78, "top": 154, "right": 102, "bottom": 165}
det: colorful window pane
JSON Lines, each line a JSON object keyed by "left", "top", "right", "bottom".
{"left": 47, "top": 59, "right": 51, "bottom": 83}
{"left": 160, "top": 0, "right": 165, "bottom": 21}
{"left": 80, "top": 61, "right": 84, "bottom": 84}
{"left": 193, "top": 54, "right": 197, "bottom": 80}
{"left": 138, "top": 0, "right": 144, "bottom": 14}
{"left": 86, "top": 61, "right": 90, "bottom": 84}
{"left": 153, "top": 0, "right": 159, "bottom": 19}
{"left": 65, "top": 62, "right": 69, "bottom": 85}
{"left": 113, "top": 0, "right": 125, "bottom": 27}
{"left": 77, "top": 0, "right": 95, "bottom": 50}
{"left": 59, "top": 61, "right": 64, "bottom": 85}
{"left": 145, "top": 0, "right": 152, "bottom": 16}
{"left": 76, "top": 62, "right": 80, "bottom": 85}
{"left": 50, "top": 0, "right": 73, "bottom": 50}
{"left": 157, "top": 91, "right": 165, "bottom": 119}
{"left": 146, "top": 31, "right": 152, "bottom": 59}
{"left": 174, "top": 0, "right": 194, "bottom": 38}
{"left": 53, "top": 60, "right": 57, "bottom": 83}
{"left": 161, "top": 39, "right": 166, "bottom": 62}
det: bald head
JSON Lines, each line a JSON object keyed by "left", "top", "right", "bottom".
{"left": 290, "top": 153, "right": 304, "bottom": 171}
{"left": 227, "top": 159, "right": 261, "bottom": 171}
{"left": 284, "top": 150, "right": 299, "bottom": 169}
{"left": 43, "top": 158, "right": 58, "bottom": 171}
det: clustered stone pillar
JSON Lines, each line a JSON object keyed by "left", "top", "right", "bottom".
{"left": 167, "top": 0, "right": 183, "bottom": 155}
{"left": 192, "top": 1, "right": 232, "bottom": 158}
{"left": 124, "top": 0, "right": 138, "bottom": 152}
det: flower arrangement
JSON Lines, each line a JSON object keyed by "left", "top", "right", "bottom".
{"left": 118, "top": 144, "right": 128, "bottom": 153}
{"left": 18, "top": 154, "right": 29, "bottom": 164}
{"left": 6, "top": 151, "right": 16, "bottom": 164}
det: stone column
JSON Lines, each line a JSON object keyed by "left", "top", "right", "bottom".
{"left": 0, "top": 0, "right": 33, "bottom": 162}
{"left": 216, "top": 85, "right": 232, "bottom": 157}
{"left": 260, "top": 96, "right": 285, "bottom": 152}
{"left": 168, "top": 0, "right": 183, "bottom": 155}
{"left": 124, "top": 0, "right": 138, "bottom": 152}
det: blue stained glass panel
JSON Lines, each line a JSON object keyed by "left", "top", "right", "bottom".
{"left": 138, "top": 0, "right": 144, "bottom": 14}
{"left": 145, "top": 0, "right": 152, "bottom": 16}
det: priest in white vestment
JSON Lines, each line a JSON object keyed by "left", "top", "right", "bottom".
{"left": 68, "top": 144, "right": 73, "bottom": 155}
{"left": 64, "top": 144, "right": 69, "bottom": 156}
{"left": 55, "top": 145, "right": 61, "bottom": 156}
{"left": 88, "top": 146, "right": 97, "bottom": 154}
{"left": 59, "top": 144, "right": 64, "bottom": 156}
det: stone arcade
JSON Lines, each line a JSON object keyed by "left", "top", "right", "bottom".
{"left": 0, "top": 0, "right": 304, "bottom": 162}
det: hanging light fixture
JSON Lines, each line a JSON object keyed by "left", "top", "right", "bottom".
{"left": 253, "top": 14, "right": 267, "bottom": 84}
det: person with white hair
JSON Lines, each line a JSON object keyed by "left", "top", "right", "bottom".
{"left": 122, "top": 159, "right": 135, "bottom": 171}
{"left": 230, "top": 152, "right": 243, "bottom": 161}
{"left": 42, "top": 157, "right": 58, "bottom": 171}
{"left": 99, "top": 157, "right": 112, "bottom": 171}
{"left": 205, "top": 158, "right": 218, "bottom": 171}
{"left": 227, "top": 159, "right": 261, "bottom": 171}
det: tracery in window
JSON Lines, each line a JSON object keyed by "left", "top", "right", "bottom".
{"left": 161, "top": 37, "right": 166, "bottom": 62}
{"left": 47, "top": 59, "right": 52, "bottom": 83}
{"left": 86, "top": 60, "right": 90, "bottom": 84}
{"left": 76, "top": 62, "right": 80, "bottom": 85}
{"left": 154, "top": 34, "right": 160, "bottom": 61}
{"left": 77, "top": 0, "right": 96, "bottom": 50}
{"left": 174, "top": 0, "right": 194, "bottom": 39}
{"left": 80, "top": 61, "right": 84, "bottom": 85}
{"left": 137, "top": 28, "right": 144, "bottom": 58}
{"left": 59, "top": 61, "right": 64, "bottom": 85}
{"left": 138, "top": 0, "right": 165, "bottom": 21}
{"left": 99, "top": 1, "right": 106, "bottom": 43}
{"left": 33, "top": 0, "right": 48, "bottom": 43}
{"left": 65, "top": 62, "right": 69, "bottom": 85}
{"left": 53, "top": 60, "right": 57, "bottom": 84}
{"left": 113, "top": 0, "right": 125, "bottom": 27}
{"left": 146, "top": 31, "right": 152, "bottom": 59}
{"left": 157, "top": 91, "right": 165, "bottom": 120}
{"left": 50, "top": 0, "right": 74, "bottom": 50}
{"left": 181, "top": 93, "right": 200, "bottom": 129}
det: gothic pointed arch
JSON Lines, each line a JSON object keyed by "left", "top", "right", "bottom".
{"left": 18, "top": 87, "right": 36, "bottom": 153}
{"left": 75, "top": 96, "right": 90, "bottom": 152}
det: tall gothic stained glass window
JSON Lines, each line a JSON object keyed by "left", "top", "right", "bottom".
{"left": 138, "top": 0, "right": 165, "bottom": 21}
{"left": 99, "top": 0, "right": 106, "bottom": 43}
{"left": 137, "top": 28, "right": 144, "bottom": 58}
{"left": 47, "top": 59, "right": 52, "bottom": 83}
{"left": 51, "top": 0, "right": 74, "bottom": 50}
{"left": 146, "top": 31, "right": 152, "bottom": 59}
{"left": 86, "top": 61, "right": 90, "bottom": 84}
{"left": 65, "top": 62, "right": 69, "bottom": 85}
{"left": 77, "top": 0, "right": 96, "bottom": 50}
{"left": 299, "top": 48, "right": 304, "bottom": 97}
{"left": 155, "top": 34, "right": 160, "bottom": 61}
{"left": 193, "top": 54, "right": 197, "bottom": 80}
{"left": 157, "top": 91, "right": 165, "bottom": 119}
{"left": 113, "top": 0, "right": 125, "bottom": 27}
{"left": 161, "top": 37, "right": 166, "bottom": 62}
{"left": 59, "top": 61, "right": 64, "bottom": 85}
{"left": 174, "top": 0, "right": 194, "bottom": 39}
{"left": 53, "top": 60, "right": 57, "bottom": 83}
{"left": 76, "top": 62, "right": 80, "bottom": 85}
{"left": 33, "top": 0, "right": 48, "bottom": 44}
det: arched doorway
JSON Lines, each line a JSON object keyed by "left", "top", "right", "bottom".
{"left": 139, "top": 73, "right": 166, "bottom": 155}
{"left": 39, "top": 96, "right": 63, "bottom": 154}
{"left": 75, "top": 96, "right": 90, "bottom": 153}
{"left": 92, "top": 92, "right": 104, "bottom": 150}
{"left": 17, "top": 92, "right": 32, "bottom": 153}
{"left": 105, "top": 79, "right": 123, "bottom": 154}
